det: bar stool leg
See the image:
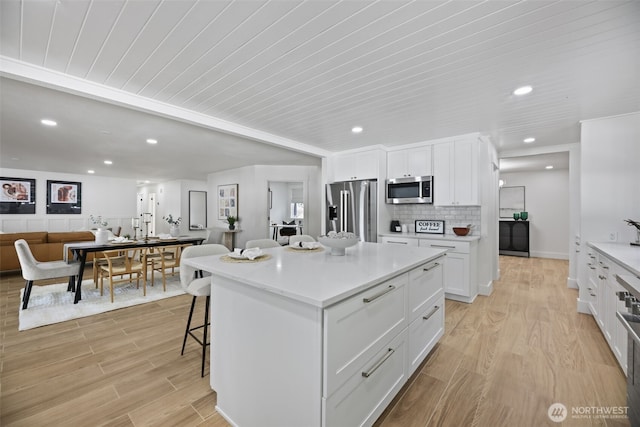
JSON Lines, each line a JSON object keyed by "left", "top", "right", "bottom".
{"left": 202, "top": 295, "right": 210, "bottom": 377}
{"left": 181, "top": 296, "right": 197, "bottom": 355}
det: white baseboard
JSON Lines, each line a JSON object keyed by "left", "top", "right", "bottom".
{"left": 479, "top": 280, "right": 493, "bottom": 296}
{"left": 567, "top": 277, "right": 578, "bottom": 289}
{"left": 576, "top": 297, "right": 591, "bottom": 314}
{"left": 530, "top": 250, "right": 569, "bottom": 260}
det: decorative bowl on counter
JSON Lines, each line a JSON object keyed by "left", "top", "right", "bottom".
{"left": 452, "top": 227, "right": 471, "bottom": 236}
{"left": 318, "top": 232, "right": 359, "bottom": 256}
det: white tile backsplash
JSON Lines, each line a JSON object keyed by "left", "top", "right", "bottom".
{"left": 391, "top": 205, "right": 481, "bottom": 236}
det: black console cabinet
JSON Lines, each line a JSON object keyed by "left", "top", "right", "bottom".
{"left": 499, "top": 221, "right": 530, "bottom": 257}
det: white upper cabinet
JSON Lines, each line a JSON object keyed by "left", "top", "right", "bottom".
{"left": 330, "top": 150, "right": 379, "bottom": 182}
{"left": 433, "top": 137, "right": 479, "bottom": 206}
{"left": 387, "top": 146, "right": 432, "bottom": 178}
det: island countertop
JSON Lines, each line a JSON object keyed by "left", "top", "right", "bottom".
{"left": 182, "top": 241, "right": 446, "bottom": 308}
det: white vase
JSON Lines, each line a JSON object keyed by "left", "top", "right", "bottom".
{"left": 170, "top": 225, "right": 180, "bottom": 237}
{"left": 95, "top": 228, "right": 109, "bottom": 245}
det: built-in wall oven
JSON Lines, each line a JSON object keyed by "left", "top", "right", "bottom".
{"left": 615, "top": 273, "right": 640, "bottom": 426}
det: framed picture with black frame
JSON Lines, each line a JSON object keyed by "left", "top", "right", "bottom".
{"left": 218, "top": 183, "right": 238, "bottom": 220}
{"left": 0, "top": 177, "right": 36, "bottom": 214}
{"left": 46, "top": 180, "right": 82, "bottom": 214}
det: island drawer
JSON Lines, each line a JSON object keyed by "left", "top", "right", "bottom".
{"left": 408, "top": 293, "right": 444, "bottom": 376}
{"left": 323, "top": 329, "right": 408, "bottom": 427}
{"left": 323, "top": 274, "right": 408, "bottom": 398}
{"left": 408, "top": 258, "right": 444, "bottom": 322}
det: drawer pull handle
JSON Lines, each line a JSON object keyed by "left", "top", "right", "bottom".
{"left": 430, "top": 244, "right": 455, "bottom": 249}
{"left": 362, "top": 348, "right": 395, "bottom": 378}
{"left": 363, "top": 285, "right": 395, "bottom": 303}
{"left": 423, "top": 263, "right": 440, "bottom": 272}
{"left": 422, "top": 305, "right": 440, "bottom": 320}
{"left": 387, "top": 241, "right": 408, "bottom": 245}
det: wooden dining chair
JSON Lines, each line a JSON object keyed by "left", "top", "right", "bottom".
{"left": 144, "top": 244, "right": 188, "bottom": 291}
{"left": 98, "top": 248, "right": 145, "bottom": 302}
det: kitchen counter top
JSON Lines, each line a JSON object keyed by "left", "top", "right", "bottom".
{"left": 182, "top": 241, "right": 446, "bottom": 308}
{"left": 378, "top": 232, "right": 481, "bottom": 242}
{"left": 587, "top": 241, "right": 640, "bottom": 277}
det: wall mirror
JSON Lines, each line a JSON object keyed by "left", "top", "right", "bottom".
{"left": 189, "top": 191, "right": 207, "bottom": 230}
{"left": 499, "top": 186, "right": 525, "bottom": 218}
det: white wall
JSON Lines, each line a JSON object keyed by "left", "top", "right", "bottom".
{"left": 0, "top": 167, "right": 137, "bottom": 234}
{"left": 208, "top": 165, "right": 322, "bottom": 249}
{"left": 500, "top": 169, "right": 570, "bottom": 259}
{"left": 577, "top": 112, "right": 640, "bottom": 306}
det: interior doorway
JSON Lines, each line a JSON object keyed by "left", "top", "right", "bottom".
{"left": 268, "top": 181, "right": 304, "bottom": 244}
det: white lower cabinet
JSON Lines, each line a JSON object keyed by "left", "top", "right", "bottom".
{"left": 323, "top": 330, "right": 408, "bottom": 427}
{"left": 408, "top": 294, "right": 444, "bottom": 376}
{"left": 586, "top": 247, "right": 628, "bottom": 375}
{"left": 380, "top": 236, "right": 419, "bottom": 246}
{"left": 323, "top": 258, "right": 444, "bottom": 426}
{"left": 419, "top": 239, "right": 478, "bottom": 303}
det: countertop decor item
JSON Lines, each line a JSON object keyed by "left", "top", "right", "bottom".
{"left": 415, "top": 220, "right": 445, "bottom": 234}
{"left": 453, "top": 226, "right": 471, "bottom": 236}
{"left": 318, "top": 231, "right": 358, "bottom": 255}
{"left": 513, "top": 212, "right": 521, "bottom": 220}
{"left": 520, "top": 211, "right": 528, "bottom": 220}
{"left": 625, "top": 219, "right": 640, "bottom": 246}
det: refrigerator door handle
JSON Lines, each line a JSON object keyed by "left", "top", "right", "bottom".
{"left": 340, "top": 190, "right": 348, "bottom": 233}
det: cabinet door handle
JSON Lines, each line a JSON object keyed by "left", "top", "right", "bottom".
{"left": 423, "top": 262, "right": 440, "bottom": 272}
{"left": 387, "top": 240, "right": 408, "bottom": 245}
{"left": 363, "top": 285, "right": 395, "bottom": 303}
{"left": 361, "top": 348, "right": 395, "bottom": 378}
{"left": 422, "top": 305, "right": 440, "bottom": 320}
{"left": 430, "top": 244, "right": 456, "bottom": 249}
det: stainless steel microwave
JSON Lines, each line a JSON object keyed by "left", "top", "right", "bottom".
{"left": 386, "top": 176, "right": 433, "bottom": 204}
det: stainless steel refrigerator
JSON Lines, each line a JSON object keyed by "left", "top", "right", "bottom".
{"left": 326, "top": 180, "right": 377, "bottom": 242}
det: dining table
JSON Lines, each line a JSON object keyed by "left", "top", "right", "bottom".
{"left": 64, "top": 236, "right": 205, "bottom": 303}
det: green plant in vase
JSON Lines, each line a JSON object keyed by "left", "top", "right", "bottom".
{"left": 226, "top": 216, "right": 238, "bottom": 230}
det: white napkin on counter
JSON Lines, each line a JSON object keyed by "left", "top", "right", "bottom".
{"left": 112, "top": 236, "right": 128, "bottom": 243}
{"left": 294, "top": 241, "right": 321, "bottom": 249}
{"left": 233, "top": 247, "right": 264, "bottom": 260}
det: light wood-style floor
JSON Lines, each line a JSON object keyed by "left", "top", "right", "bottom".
{"left": 0, "top": 256, "right": 629, "bottom": 426}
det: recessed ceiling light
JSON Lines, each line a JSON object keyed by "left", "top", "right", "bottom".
{"left": 104, "top": 160, "right": 113, "bottom": 165}
{"left": 144, "top": 180, "right": 150, "bottom": 184}
{"left": 146, "top": 138, "right": 158, "bottom": 144}
{"left": 41, "top": 119, "right": 57, "bottom": 126}
{"left": 513, "top": 85, "right": 533, "bottom": 96}
{"left": 87, "top": 170, "right": 95, "bottom": 174}
{"left": 352, "top": 126, "right": 363, "bottom": 134}
{"left": 545, "top": 165, "right": 554, "bottom": 169}
{"left": 523, "top": 137, "right": 536, "bottom": 143}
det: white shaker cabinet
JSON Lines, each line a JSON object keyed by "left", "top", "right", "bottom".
{"left": 387, "top": 146, "right": 432, "bottom": 178}
{"left": 330, "top": 150, "right": 379, "bottom": 182}
{"left": 419, "top": 239, "right": 478, "bottom": 303}
{"left": 432, "top": 138, "right": 479, "bottom": 206}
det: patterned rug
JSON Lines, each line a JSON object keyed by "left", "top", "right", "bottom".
{"left": 18, "top": 273, "right": 185, "bottom": 331}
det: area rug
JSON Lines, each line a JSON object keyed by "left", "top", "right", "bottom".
{"left": 18, "top": 273, "right": 185, "bottom": 331}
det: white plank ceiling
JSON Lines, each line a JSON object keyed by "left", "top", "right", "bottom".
{"left": 1, "top": 0, "right": 639, "bottom": 181}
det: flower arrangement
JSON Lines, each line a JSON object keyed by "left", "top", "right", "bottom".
{"left": 90, "top": 215, "right": 108, "bottom": 228}
{"left": 163, "top": 214, "right": 182, "bottom": 227}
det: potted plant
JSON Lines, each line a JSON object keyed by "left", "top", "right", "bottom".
{"left": 226, "top": 216, "right": 238, "bottom": 230}
{"left": 90, "top": 215, "right": 109, "bottom": 244}
{"left": 163, "top": 214, "right": 182, "bottom": 237}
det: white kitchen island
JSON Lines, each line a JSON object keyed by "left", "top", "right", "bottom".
{"left": 183, "top": 242, "right": 446, "bottom": 427}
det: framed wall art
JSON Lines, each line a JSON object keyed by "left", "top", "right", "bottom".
{"left": 47, "top": 180, "right": 82, "bottom": 214}
{"left": 499, "top": 186, "right": 525, "bottom": 218}
{"left": 0, "top": 177, "right": 36, "bottom": 214}
{"left": 218, "top": 183, "right": 238, "bottom": 220}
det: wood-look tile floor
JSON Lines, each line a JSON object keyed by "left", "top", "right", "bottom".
{"left": 0, "top": 256, "right": 629, "bottom": 426}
